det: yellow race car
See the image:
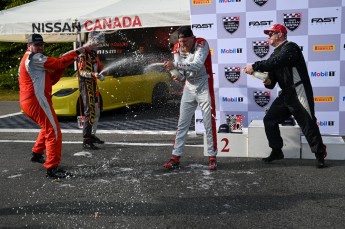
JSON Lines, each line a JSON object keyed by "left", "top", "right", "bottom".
{"left": 52, "top": 70, "right": 171, "bottom": 116}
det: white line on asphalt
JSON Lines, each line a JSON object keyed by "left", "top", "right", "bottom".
{"left": 0, "top": 128, "right": 186, "bottom": 135}
{"left": 0, "top": 139, "right": 203, "bottom": 147}
{"left": 0, "top": 112, "right": 22, "bottom": 119}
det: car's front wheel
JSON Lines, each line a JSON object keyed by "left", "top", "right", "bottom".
{"left": 152, "top": 83, "right": 169, "bottom": 108}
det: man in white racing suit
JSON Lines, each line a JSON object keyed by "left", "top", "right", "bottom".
{"left": 163, "top": 26, "right": 218, "bottom": 170}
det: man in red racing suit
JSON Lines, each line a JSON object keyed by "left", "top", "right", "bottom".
{"left": 163, "top": 26, "right": 218, "bottom": 170}
{"left": 19, "top": 33, "right": 96, "bottom": 179}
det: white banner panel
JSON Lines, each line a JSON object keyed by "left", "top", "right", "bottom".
{"left": 191, "top": 0, "right": 344, "bottom": 135}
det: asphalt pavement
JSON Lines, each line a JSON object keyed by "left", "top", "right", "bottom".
{"left": 1, "top": 101, "right": 345, "bottom": 229}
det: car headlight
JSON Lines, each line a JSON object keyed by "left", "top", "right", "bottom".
{"left": 53, "top": 88, "right": 78, "bottom": 97}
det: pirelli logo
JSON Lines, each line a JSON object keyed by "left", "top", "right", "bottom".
{"left": 313, "top": 44, "right": 336, "bottom": 52}
{"left": 314, "top": 96, "right": 335, "bottom": 103}
{"left": 192, "top": 0, "right": 212, "bottom": 5}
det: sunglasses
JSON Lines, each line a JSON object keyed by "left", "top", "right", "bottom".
{"left": 268, "top": 31, "right": 279, "bottom": 37}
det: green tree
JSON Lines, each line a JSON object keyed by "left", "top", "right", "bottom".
{"left": 0, "top": 0, "right": 75, "bottom": 91}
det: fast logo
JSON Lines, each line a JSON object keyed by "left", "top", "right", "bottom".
{"left": 311, "top": 17, "right": 338, "bottom": 24}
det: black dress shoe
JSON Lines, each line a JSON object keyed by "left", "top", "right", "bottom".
{"left": 315, "top": 153, "right": 326, "bottom": 168}
{"left": 316, "top": 157, "right": 325, "bottom": 168}
{"left": 262, "top": 149, "right": 284, "bottom": 162}
{"left": 315, "top": 145, "right": 327, "bottom": 168}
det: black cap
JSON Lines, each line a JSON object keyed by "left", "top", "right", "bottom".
{"left": 27, "top": 34, "right": 44, "bottom": 44}
{"left": 218, "top": 124, "right": 230, "bottom": 133}
{"left": 178, "top": 26, "right": 194, "bottom": 38}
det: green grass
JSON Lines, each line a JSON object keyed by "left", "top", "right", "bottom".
{"left": 0, "top": 89, "right": 19, "bottom": 101}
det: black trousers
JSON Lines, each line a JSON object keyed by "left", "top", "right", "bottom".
{"left": 263, "top": 90, "right": 324, "bottom": 154}
{"left": 79, "top": 78, "right": 97, "bottom": 139}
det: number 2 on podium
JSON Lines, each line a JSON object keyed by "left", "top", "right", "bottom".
{"left": 221, "top": 138, "right": 230, "bottom": 152}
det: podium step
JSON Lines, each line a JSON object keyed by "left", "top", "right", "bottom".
{"left": 301, "top": 136, "right": 345, "bottom": 160}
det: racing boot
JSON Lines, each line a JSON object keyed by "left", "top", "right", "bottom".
{"left": 315, "top": 144, "right": 327, "bottom": 168}
{"left": 262, "top": 148, "right": 284, "bottom": 163}
{"left": 30, "top": 152, "right": 45, "bottom": 164}
{"left": 163, "top": 155, "right": 180, "bottom": 170}
{"left": 208, "top": 156, "right": 217, "bottom": 170}
{"left": 83, "top": 138, "right": 99, "bottom": 150}
{"left": 46, "top": 167, "right": 73, "bottom": 179}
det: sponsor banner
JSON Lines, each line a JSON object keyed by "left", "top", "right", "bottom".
{"left": 341, "top": 61, "right": 345, "bottom": 86}
{"left": 339, "top": 87, "right": 345, "bottom": 111}
{"left": 216, "top": 0, "right": 246, "bottom": 13}
{"left": 246, "top": 11, "right": 276, "bottom": 38}
{"left": 283, "top": 12, "right": 302, "bottom": 32}
{"left": 314, "top": 112, "right": 339, "bottom": 135}
{"left": 218, "top": 64, "right": 247, "bottom": 87}
{"left": 276, "top": 0, "right": 308, "bottom": 10}
{"left": 313, "top": 87, "right": 339, "bottom": 111}
{"left": 277, "top": 9, "right": 308, "bottom": 35}
{"left": 212, "top": 64, "right": 219, "bottom": 88}
{"left": 246, "top": 72, "right": 267, "bottom": 89}
{"left": 341, "top": 34, "right": 345, "bottom": 60}
{"left": 308, "top": 7, "right": 341, "bottom": 35}
{"left": 190, "top": 0, "right": 345, "bottom": 135}
{"left": 308, "top": 61, "right": 340, "bottom": 87}
{"left": 195, "top": 110, "right": 220, "bottom": 134}
{"left": 246, "top": 0, "right": 276, "bottom": 11}
{"left": 190, "top": 0, "right": 216, "bottom": 14}
{"left": 247, "top": 88, "right": 277, "bottom": 111}
{"left": 219, "top": 88, "right": 248, "bottom": 111}
{"left": 340, "top": 111, "right": 345, "bottom": 134}
{"left": 287, "top": 35, "right": 309, "bottom": 61}
{"left": 191, "top": 14, "right": 218, "bottom": 39}
{"left": 247, "top": 111, "right": 266, "bottom": 124}
{"left": 217, "top": 38, "right": 247, "bottom": 63}
{"left": 217, "top": 13, "right": 246, "bottom": 38}
{"left": 308, "top": 35, "right": 340, "bottom": 61}
{"left": 343, "top": 6, "right": 345, "bottom": 33}
{"left": 253, "top": 90, "right": 271, "bottom": 108}
{"left": 208, "top": 39, "right": 218, "bottom": 64}
{"left": 309, "top": 0, "right": 342, "bottom": 8}
{"left": 252, "top": 40, "right": 270, "bottom": 58}
{"left": 246, "top": 38, "right": 272, "bottom": 62}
